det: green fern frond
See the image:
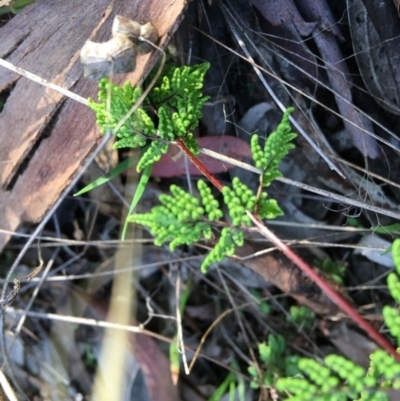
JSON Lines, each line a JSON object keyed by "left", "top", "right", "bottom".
{"left": 257, "top": 196, "right": 284, "bottom": 219}
{"left": 275, "top": 326, "right": 400, "bottom": 399}
{"left": 136, "top": 141, "right": 169, "bottom": 172}
{"left": 222, "top": 177, "right": 284, "bottom": 225}
{"left": 383, "top": 240, "right": 400, "bottom": 343}
{"left": 222, "top": 179, "right": 254, "bottom": 227}
{"left": 248, "top": 334, "right": 301, "bottom": 389}
{"left": 269, "top": 236, "right": 400, "bottom": 401}
{"left": 201, "top": 228, "right": 243, "bottom": 273}
{"left": 370, "top": 349, "right": 400, "bottom": 385}
{"left": 113, "top": 134, "right": 146, "bottom": 149}
{"left": 198, "top": 180, "right": 223, "bottom": 221}
{"left": 393, "top": 239, "right": 400, "bottom": 274}
{"left": 383, "top": 303, "right": 400, "bottom": 347}
{"left": 128, "top": 179, "right": 244, "bottom": 273}
{"left": 130, "top": 107, "right": 296, "bottom": 272}
{"left": 388, "top": 239, "right": 400, "bottom": 302}
{"left": 149, "top": 62, "right": 210, "bottom": 106}
{"left": 89, "top": 63, "right": 210, "bottom": 173}
{"left": 88, "top": 79, "right": 156, "bottom": 144}
{"left": 286, "top": 305, "right": 316, "bottom": 330}
{"left": 251, "top": 107, "right": 297, "bottom": 187}
{"left": 276, "top": 353, "right": 389, "bottom": 401}
{"left": 128, "top": 183, "right": 213, "bottom": 249}
{"left": 149, "top": 62, "right": 210, "bottom": 144}
{"left": 129, "top": 181, "right": 216, "bottom": 249}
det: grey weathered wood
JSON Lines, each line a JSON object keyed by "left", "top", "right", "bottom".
{"left": 0, "top": 0, "right": 186, "bottom": 250}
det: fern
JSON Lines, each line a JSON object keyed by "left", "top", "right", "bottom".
{"left": 286, "top": 305, "right": 316, "bottom": 331}
{"left": 88, "top": 63, "right": 297, "bottom": 270}
{"left": 86, "top": 59, "right": 400, "bottom": 400}
{"left": 130, "top": 109, "right": 297, "bottom": 272}
{"left": 128, "top": 182, "right": 214, "bottom": 248}
{"left": 88, "top": 80, "right": 154, "bottom": 147}
{"left": 251, "top": 107, "right": 297, "bottom": 187}
{"left": 88, "top": 63, "right": 296, "bottom": 269}
{"left": 88, "top": 62, "right": 210, "bottom": 171}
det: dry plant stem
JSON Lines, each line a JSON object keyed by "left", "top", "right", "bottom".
{"left": 6, "top": 307, "right": 245, "bottom": 378}
{"left": 247, "top": 212, "right": 400, "bottom": 363}
{"left": 0, "top": 57, "right": 88, "bottom": 105}
{"left": 188, "top": 307, "right": 234, "bottom": 372}
{"left": 0, "top": 369, "right": 18, "bottom": 401}
{"left": 176, "top": 140, "right": 400, "bottom": 363}
{"left": 175, "top": 273, "right": 190, "bottom": 376}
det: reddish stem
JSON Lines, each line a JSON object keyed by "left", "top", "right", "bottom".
{"left": 175, "top": 139, "right": 224, "bottom": 191}
{"left": 175, "top": 137, "right": 400, "bottom": 362}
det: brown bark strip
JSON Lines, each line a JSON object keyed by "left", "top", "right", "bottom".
{"left": 0, "top": 0, "right": 186, "bottom": 251}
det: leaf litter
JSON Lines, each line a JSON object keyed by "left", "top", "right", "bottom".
{"left": 1, "top": 0, "right": 400, "bottom": 400}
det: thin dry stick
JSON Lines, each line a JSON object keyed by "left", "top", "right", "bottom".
{"left": 331, "top": 154, "right": 400, "bottom": 190}
{"left": 0, "top": 369, "right": 18, "bottom": 401}
{"left": 216, "top": 267, "right": 263, "bottom": 381}
{"left": 188, "top": 307, "right": 234, "bottom": 372}
{"left": 6, "top": 240, "right": 47, "bottom": 356}
{"left": 175, "top": 273, "right": 190, "bottom": 376}
{"left": 0, "top": 58, "right": 88, "bottom": 105}
{"left": 6, "top": 307, "right": 246, "bottom": 377}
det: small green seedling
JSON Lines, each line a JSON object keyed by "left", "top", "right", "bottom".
{"left": 286, "top": 305, "right": 315, "bottom": 331}
{"left": 248, "top": 334, "right": 300, "bottom": 389}
{"left": 315, "top": 258, "right": 346, "bottom": 285}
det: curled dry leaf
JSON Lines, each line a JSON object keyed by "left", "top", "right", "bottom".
{"left": 80, "top": 16, "right": 160, "bottom": 80}
{"left": 80, "top": 34, "right": 136, "bottom": 80}
{"left": 112, "top": 16, "right": 160, "bottom": 54}
{"left": 112, "top": 15, "right": 142, "bottom": 41}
